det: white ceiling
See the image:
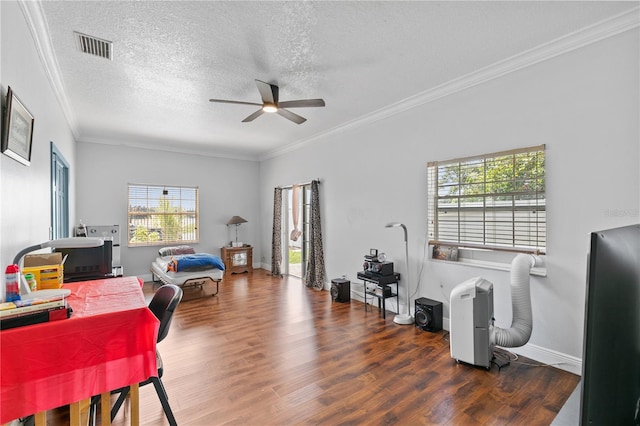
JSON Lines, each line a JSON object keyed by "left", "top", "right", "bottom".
{"left": 30, "top": 1, "right": 637, "bottom": 160}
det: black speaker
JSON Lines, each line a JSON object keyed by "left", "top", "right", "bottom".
{"left": 331, "top": 278, "right": 350, "bottom": 303}
{"left": 415, "top": 297, "right": 443, "bottom": 332}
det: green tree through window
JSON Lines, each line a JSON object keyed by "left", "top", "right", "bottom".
{"left": 128, "top": 185, "right": 199, "bottom": 247}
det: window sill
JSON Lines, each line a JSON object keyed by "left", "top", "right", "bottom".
{"left": 430, "top": 248, "right": 547, "bottom": 277}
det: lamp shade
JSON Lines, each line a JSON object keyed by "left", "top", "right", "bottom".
{"left": 227, "top": 216, "right": 248, "bottom": 225}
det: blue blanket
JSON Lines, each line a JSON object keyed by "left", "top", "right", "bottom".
{"left": 167, "top": 253, "right": 225, "bottom": 272}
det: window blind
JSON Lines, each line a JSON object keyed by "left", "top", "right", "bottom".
{"left": 427, "top": 145, "right": 545, "bottom": 254}
{"left": 128, "top": 184, "right": 199, "bottom": 246}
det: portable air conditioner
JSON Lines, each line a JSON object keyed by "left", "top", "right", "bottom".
{"left": 449, "top": 277, "right": 494, "bottom": 369}
{"left": 449, "top": 254, "right": 538, "bottom": 370}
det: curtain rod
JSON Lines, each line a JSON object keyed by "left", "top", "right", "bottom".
{"left": 279, "top": 179, "right": 321, "bottom": 190}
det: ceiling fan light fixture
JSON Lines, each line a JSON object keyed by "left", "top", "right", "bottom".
{"left": 262, "top": 103, "right": 278, "bottom": 113}
{"left": 209, "top": 79, "right": 324, "bottom": 124}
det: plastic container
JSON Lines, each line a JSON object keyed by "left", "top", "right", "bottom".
{"left": 22, "top": 252, "right": 64, "bottom": 289}
{"left": 5, "top": 264, "right": 21, "bottom": 302}
{"left": 21, "top": 264, "right": 63, "bottom": 289}
{"left": 24, "top": 273, "right": 37, "bottom": 292}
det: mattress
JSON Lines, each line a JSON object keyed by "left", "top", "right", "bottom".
{"left": 151, "top": 257, "right": 224, "bottom": 286}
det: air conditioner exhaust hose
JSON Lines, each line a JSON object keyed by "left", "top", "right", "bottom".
{"left": 492, "top": 253, "right": 538, "bottom": 348}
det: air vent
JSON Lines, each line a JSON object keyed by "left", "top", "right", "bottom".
{"left": 74, "top": 31, "right": 112, "bottom": 60}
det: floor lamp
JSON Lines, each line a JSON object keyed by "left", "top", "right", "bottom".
{"left": 385, "top": 222, "right": 414, "bottom": 325}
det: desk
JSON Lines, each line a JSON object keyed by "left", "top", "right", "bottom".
{"left": 0, "top": 277, "right": 159, "bottom": 424}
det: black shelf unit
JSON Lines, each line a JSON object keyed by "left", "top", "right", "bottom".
{"left": 357, "top": 272, "right": 400, "bottom": 319}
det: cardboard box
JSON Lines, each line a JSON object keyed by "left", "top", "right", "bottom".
{"left": 24, "top": 253, "right": 63, "bottom": 268}
{"left": 22, "top": 253, "right": 64, "bottom": 289}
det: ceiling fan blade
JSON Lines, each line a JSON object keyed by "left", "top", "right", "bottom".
{"left": 242, "top": 109, "right": 265, "bottom": 123}
{"left": 255, "top": 79, "right": 278, "bottom": 104}
{"left": 277, "top": 108, "right": 306, "bottom": 124}
{"left": 209, "top": 99, "right": 262, "bottom": 107}
{"left": 277, "top": 99, "right": 326, "bottom": 109}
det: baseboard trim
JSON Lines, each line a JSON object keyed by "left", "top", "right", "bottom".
{"left": 506, "top": 343, "right": 582, "bottom": 375}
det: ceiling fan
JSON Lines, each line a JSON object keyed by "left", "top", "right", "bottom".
{"left": 209, "top": 79, "right": 325, "bottom": 124}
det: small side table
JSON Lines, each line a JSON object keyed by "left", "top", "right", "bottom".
{"left": 221, "top": 245, "right": 253, "bottom": 274}
{"left": 357, "top": 272, "right": 400, "bottom": 319}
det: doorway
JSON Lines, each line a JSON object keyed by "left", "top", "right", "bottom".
{"left": 286, "top": 184, "right": 310, "bottom": 278}
{"left": 50, "top": 143, "right": 69, "bottom": 239}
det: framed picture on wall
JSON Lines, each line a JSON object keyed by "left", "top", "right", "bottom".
{"left": 2, "top": 86, "right": 34, "bottom": 166}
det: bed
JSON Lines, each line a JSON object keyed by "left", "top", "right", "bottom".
{"left": 150, "top": 246, "right": 225, "bottom": 296}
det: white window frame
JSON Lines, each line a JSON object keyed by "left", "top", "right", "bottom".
{"left": 427, "top": 145, "right": 546, "bottom": 256}
{"left": 127, "top": 184, "right": 199, "bottom": 247}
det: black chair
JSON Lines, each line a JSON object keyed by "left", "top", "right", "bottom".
{"left": 90, "top": 284, "right": 183, "bottom": 425}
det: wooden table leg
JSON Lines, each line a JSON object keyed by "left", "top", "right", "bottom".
{"left": 69, "top": 401, "right": 81, "bottom": 426}
{"left": 130, "top": 383, "right": 140, "bottom": 426}
{"left": 34, "top": 412, "right": 46, "bottom": 426}
{"left": 4, "top": 387, "right": 137, "bottom": 426}
{"left": 101, "top": 392, "right": 111, "bottom": 425}
{"left": 69, "top": 398, "right": 90, "bottom": 426}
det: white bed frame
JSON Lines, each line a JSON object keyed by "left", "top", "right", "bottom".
{"left": 150, "top": 261, "right": 222, "bottom": 297}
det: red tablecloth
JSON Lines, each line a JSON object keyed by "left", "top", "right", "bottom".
{"left": 0, "top": 277, "right": 159, "bottom": 423}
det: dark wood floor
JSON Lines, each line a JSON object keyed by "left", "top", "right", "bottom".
{"left": 53, "top": 270, "right": 580, "bottom": 425}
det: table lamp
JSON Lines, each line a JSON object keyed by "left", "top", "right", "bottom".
{"left": 226, "top": 216, "right": 247, "bottom": 247}
{"left": 385, "top": 222, "right": 414, "bottom": 325}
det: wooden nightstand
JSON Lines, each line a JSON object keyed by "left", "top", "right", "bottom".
{"left": 221, "top": 246, "right": 253, "bottom": 274}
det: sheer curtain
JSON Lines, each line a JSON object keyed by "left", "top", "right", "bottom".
{"left": 271, "top": 187, "right": 283, "bottom": 276}
{"left": 290, "top": 185, "right": 301, "bottom": 242}
{"left": 304, "top": 180, "right": 326, "bottom": 290}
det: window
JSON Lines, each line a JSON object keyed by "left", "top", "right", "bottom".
{"left": 427, "top": 145, "right": 545, "bottom": 254}
{"left": 128, "top": 184, "right": 199, "bottom": 247}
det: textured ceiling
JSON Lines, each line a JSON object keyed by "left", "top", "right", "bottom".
{"left": 33, "top": 1, "right": 637, "bottom": 160}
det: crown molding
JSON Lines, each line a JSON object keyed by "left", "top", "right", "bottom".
{"left": 19, "top": 0, "right": 79, "bottom": 138}
{"left": 261, "top": 6, "right": 640, "bottom": 161}
{"left": 77, "top": 137, "right": 260, "bottom": 162}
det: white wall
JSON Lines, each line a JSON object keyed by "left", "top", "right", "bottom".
{"left": 0, "top": 1, "right": 78, "bottom": 299}
{"left": 259, "top": 29, "right": 639, "bottom": 371}
{"left": 75, "top": 142, "right": 260, "bottom": 278}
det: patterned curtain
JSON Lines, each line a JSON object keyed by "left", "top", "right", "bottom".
{"left": 271, "top": 187, "right": 283, "bottom": 276}
{"left": 304, "top": 180, "right": 326, "bottom": 290}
